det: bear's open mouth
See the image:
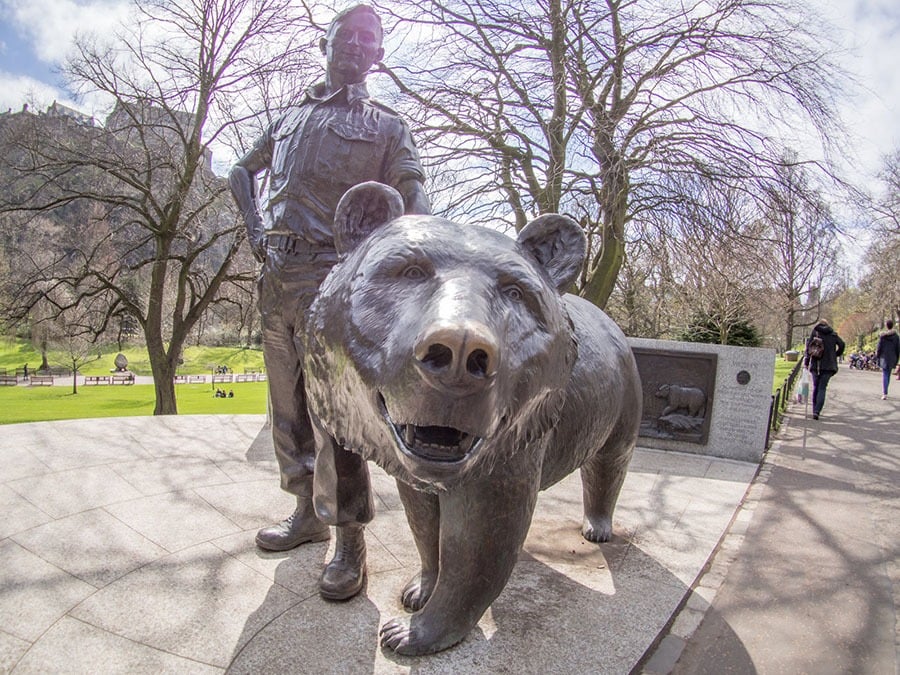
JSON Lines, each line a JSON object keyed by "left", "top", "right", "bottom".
{"left": 394, "top": 423, "right": 477, "bottom": 462}
{"left": 378, "top": 394, "right": 481, "bottom": 463}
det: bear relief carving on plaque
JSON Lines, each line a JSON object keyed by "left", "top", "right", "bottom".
{"left": 632, "top": 349, "right": 716, "bottom": 445}
{"left": 654, "top": 383, "right": 708, "bottom": 434}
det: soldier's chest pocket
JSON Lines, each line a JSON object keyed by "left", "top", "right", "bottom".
{"left": 270, "top": 119, "right": 304, "bottom": 183}
{"left": 316, "top": 120, "right": 382, "bottom": 181}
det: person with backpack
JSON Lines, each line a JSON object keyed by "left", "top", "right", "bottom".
{"left": 804, "top": 319, "right": 846, "bottom": 420}
{"left": 875, "top": 319, "right": 900, "bottom": 399}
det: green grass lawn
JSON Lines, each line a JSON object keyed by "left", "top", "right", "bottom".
{"left": 773, "top": 356, "right": 802, "bottom": 392}
{"left": 0, "top": 338, "right": 264, "bottom": 376}
{"left": 0, "top": 382, "right": 268, "bottom": 425}
{"left": 1, "top": 336, "right": 801, "bottom": 425}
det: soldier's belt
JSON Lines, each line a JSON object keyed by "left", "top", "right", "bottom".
{"left": 266, "top": 233, "right": 335, "bottom": 256}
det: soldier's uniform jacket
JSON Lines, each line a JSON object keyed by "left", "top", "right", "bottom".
{"left": 249, "top": 81, "right": 425, "bottom": 246}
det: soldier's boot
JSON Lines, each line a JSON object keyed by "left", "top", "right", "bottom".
{"left": 256, "top": 490, "right": 330, "bottom": 552}
{"left": 319, "top": 524, "right": 367, "bottom": 601}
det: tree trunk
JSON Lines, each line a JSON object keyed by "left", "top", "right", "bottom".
{"left": 582, "top": 231, "right": 625, "bottom": 310}
{"left": 784, "top": 307, "right": 795, "bottom": 353}
{"left": 40, "top": 341, "right": 50, "bottom": 372}
{"left": 583, "top": 135, "right": 629, "bottom": 310}
{"left": 150, "top": 356, "right": 177, "bottom": 415}
{"left": 147, "top": 330, "right": 178, "bottom": 415}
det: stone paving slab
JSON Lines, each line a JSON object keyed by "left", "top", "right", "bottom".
{"left": 0, "top": 415, "right": 756, "bottom": 673}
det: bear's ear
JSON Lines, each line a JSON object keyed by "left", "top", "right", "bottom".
{"left": 333, "top": 182, "right": 405, "bottom": 254}
{"left": 517, "top": 214, "right": 586, "bottom": 292}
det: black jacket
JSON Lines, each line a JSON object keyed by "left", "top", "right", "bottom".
{"left": 805, "top": 323, "right": 845, "bottom": 373}
{"left": 876, "top": 330, "right": 900, "bottom": 371}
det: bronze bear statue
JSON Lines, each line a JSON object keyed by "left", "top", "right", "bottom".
{"left": 303, "top": 182, "right": 642, "bottom": 655}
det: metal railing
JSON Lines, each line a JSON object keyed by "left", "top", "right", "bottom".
{"left": 766, "top": 359, "right": 804, "bottom": 447}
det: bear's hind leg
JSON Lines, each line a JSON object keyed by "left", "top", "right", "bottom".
{"left": 396, "top": 480, "right": 439, "bottom": 612}
{"left": 580, "top": 442, "right": 633, "bottom": 543}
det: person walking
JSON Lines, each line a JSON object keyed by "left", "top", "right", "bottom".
{"left": 804, "top": 319, "right": 846, "bottom": 420}
{"left": 229, "top": 5, "right": 430, "bottom": 601}
{"left": 875, "top": 319, "right": 900, "bottom": 399}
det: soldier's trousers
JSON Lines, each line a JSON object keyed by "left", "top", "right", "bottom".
{"left": 258, "top": 246, "right": 373, "bottom": 526}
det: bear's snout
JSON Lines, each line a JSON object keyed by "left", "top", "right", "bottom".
{"left": 414, "top": 320, "right": 498, "bottom": 392}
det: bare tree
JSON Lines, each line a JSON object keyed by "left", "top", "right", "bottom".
{"left": 376, "top": 0, "right": 849, "bottom": 308}
{"left": 635, "top": 174, "right": 769, "bottom": 343}
{"left": 607, "top": 229, "right": 675, "bottom": 338}
{"left": 0, "top": 0, "right": 315, "bottom": 414}
{"left": 862, "top": 149, "right": 900, "bottom": 322}
{"left": 46, "top": 314, "right": 105, "bottom": 396}
{"left": 758, "top": 157, "right": 841, "bottom": 350}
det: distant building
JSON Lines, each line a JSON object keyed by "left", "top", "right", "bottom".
{"left": 0, "top": 99, "right": 212, "bottom": 169}
{"left": 106, "top": 99, "right": 212, "bottom": 169}
{"left": 46, "top": 101, "right": 96, "bottom": 127}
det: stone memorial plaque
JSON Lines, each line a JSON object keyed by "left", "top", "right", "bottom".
{"left": 628, "top": 338, "right": 775, "bottom": 462}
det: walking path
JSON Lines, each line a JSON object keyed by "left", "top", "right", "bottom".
{"left": 642, "top": 367, "right": 899, "bottom": 674}
{"left": 0, "top": 368, "right": 895, "bottom": 673}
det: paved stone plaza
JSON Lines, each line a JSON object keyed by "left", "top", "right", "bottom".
{"left": 0, "top": 413, "right": 755, "bottom": 673}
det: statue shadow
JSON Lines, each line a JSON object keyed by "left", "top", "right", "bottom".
{"left": 245, "top": 425, "right": 275, "bottom": 462}
{"left": 225, "top": 540, "right": 382, "bottom": 674}
{"left": 660, "top": 605, "right": 758, "bottom": 674}
{"left": 225, "top": 499, "right": 754, "bottom": 673}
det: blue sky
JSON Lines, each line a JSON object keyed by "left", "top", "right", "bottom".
{"left": 1, "top": 0, "right": 898, "bottom": 191}
{"left": 0, "top": 20, "right": 67, "bottom": 97}
{"left": 0, "top": 0, "right": 131, "bottom": 112}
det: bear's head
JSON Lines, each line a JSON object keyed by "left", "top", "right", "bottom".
{"left": 303, "top": 182, "right": 587, "bottom": 491}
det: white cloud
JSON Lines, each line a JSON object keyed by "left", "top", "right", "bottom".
{"left": 823, "top": 0, "right": 900, "bottom": 184}
{"left": 3, "top": 0, "right": 130, "bottom": 65}
{"left": 0, "top": 70, "right": 69, "bottom": 112}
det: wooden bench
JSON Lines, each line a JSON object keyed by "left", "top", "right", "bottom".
{"left": 84, "top": 375, "right": 111, "bottom": 385}
{"left": 111, "top": 374, "right": 134, "bottom": 385}
{"left": 30, "top": 375, "right": 54, "bottom": 386}
{"left": 0, "top": 374, "right": 18, "bottom": 386}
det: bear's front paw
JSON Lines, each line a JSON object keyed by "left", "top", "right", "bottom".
{"left": 582, "top": 515, "right": 613, "bottom": 543}
{"left": 379, "top": 615, "right": 465, "bottom": 656}
{"left": 401, "top": 572, "right": 436, "bottom": 612}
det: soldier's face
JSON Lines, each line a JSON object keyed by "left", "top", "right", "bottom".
{"left": 323, "top": 12, "right": 384, "bottom": 83}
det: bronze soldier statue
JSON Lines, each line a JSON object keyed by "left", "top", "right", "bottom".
{"left": 228, "top": 4, "right": 429, "bottom": 601}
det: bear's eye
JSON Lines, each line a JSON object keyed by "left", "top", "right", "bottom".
{"left": 402, "top": 265, "right": 428, "bottom": 281}
{"left": 502, "top": 284, "right": 524, "bottom": 301}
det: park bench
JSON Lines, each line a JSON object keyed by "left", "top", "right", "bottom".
{"left": 0, "top": 374, "right": 18, "bottom": 386}
{"left": 30, "top": 375, "right": 54, "bottom": 386}
{"left": 111, "top": 373, "right": 134, "bottom": 385}
{"left": 84, "top": 375, "right": 111, "bottom": 385}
